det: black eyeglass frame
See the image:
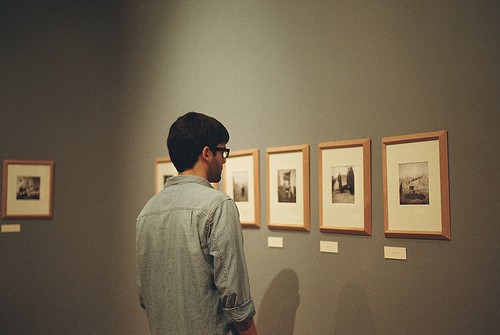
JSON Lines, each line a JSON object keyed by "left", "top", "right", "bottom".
{"left": 211, "top": 147, "right": 230, "bottom": 158}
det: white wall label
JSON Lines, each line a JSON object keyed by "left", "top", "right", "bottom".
{"left": 320, "top": 241, "right": 339, "bottom": 253}
{"left": 384, "top": 246, "right": 407, "bottom": 260}
{"left": 268, "top": 236, "right": 284, "bottom": 248}
{"left": 1, "top": 224, "right": 21, "bottom": 233}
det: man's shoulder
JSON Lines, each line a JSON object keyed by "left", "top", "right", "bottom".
{"left": 138, "top": 181, "right": 233, "bottom": 219}
{"left": 200, "top": 186, "right": 234, "bottom": 206}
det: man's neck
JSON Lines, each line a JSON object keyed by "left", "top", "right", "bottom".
{"left": 179, "top": 165, "right": 208, "bottom": 181}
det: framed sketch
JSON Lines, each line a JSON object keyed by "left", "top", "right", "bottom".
{"left": 222, "top": 149, "right": 260, "bottom": 228}
{"left": 319, "top": 139, "right": 371, "bottom": 235}
{"left": 2, "top": 159, "right": 54, "bottom": 219}
{"left": 382, "top": 131, "right": 450, "bottom": 240}
{"left": 266, "top": 145, "right": 310, "bottom": 231}
{"left": 155, "top": 157, "right": 177, "bottom": 193}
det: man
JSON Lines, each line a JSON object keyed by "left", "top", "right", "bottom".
{"left": 136, "top": 112, "right": 258, "bottom": 335}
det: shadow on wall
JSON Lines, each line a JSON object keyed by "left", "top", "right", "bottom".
{"left": 257, "top": 269, "right": 300, "bottom": 335}
{"left": 333, "top": 281, "right": 376, "bottom": 335}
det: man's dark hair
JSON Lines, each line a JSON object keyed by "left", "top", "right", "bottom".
{"left": 167, "top": 112, "right": 230, "bottom": 172}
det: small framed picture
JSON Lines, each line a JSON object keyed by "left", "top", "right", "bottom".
{"left": 382, "top": 131, "right": 450, "bottom": 240}
{"left": 266, "top": 145, "right": 310, "bottom": 231}
{"left": 222, "top": 149, "right": 260, "bottom": 228}
{"left": 2, "top": 159, "right": 54, "bottom": 219}
{"left": 155, "top": 157, "right": 177, "bottom": 193}
{"left": 319, "top": 139, "right": 371, "bottom": 235}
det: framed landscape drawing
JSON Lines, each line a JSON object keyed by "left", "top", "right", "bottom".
{"left": 155, "top": 157, "right": 177, "bottom": 193}
{"left": 222, "top": 149, "right": 260, "bottom": 228}
{"left": 382, "top": 131, "right": 450, "bottom": 240}
{"left": 2, "top": 159, "right": 54, "bottom": 219}
{"left": 319, "top": 139, "right": 371, "bottom": 235}
{"left": 266, "top": 144, "right": 310, "bottom": 231}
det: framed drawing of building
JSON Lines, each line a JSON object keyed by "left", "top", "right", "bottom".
{"left": 382, "top": 131, "right": 450, "bottom": 240}
{"left": 319, "top": 138, "right": 371, "bottom": 235}
{"left": 266, "top": 144, "right": 310, "bottom": 231}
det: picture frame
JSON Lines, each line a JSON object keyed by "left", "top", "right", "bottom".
{"left": 318, "top": 138, "right": 371, "bottom": 235}
{"left": 155, "top": 156, "right": 219, "bottom": 193}
{"left": 222, "top": 148, "right": 260, "bottom": 228}
{"left": 382, "top": 130, "right": 450, "bottom": 240}
{"left": 266, "top": 144, "right": 310, "bottom": 231}
{"left": 155, "top": 157, "right": 178, "bottom": 193}
{"left": 2, "top": 159, "right": 54, "bottom": 219}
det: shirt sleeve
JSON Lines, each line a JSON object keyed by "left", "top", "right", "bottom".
{"left": 208, "top": 198, "right": 256, "bottom": 323}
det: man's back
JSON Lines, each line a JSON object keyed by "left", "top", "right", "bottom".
{"left": 137, "top": 175, "right": 254, "bottom": 335}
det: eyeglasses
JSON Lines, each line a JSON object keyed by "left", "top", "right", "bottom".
{"left": 212, "top": 147, "right": 230, "bottom": 159}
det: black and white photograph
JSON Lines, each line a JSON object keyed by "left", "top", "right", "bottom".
{"left": 16, "top": 176, "right": 41, "bottom": 200}
{"left": 331, "top": 166, "right": 355, "bottom": 204}
{"left": 319, "top": 139, "right": 371, "bottom": 235}
{"left": 222, "top": 148, "right": 260, "bottom": 228}
{"left": 399, "top": 162, "right": 429, "bottom": 205}
{"left": 2, "top": 159, "right": 54, "bottom": 219}
{"left": 383, "top": 131, "right": 450, "bottom": 240}
{"left": 277, "top": 169, "right": 296, "bottom": 203}
{"left": 267, "top": 144, "right": 310, "bottom": 231}
{"left": 232, "top": 171, "right": 249, "bottom": 202}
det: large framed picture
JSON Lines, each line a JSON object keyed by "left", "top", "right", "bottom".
{"left": 2, "top": 159, "right": 54, "bottom": 219}
{"left": 382, "top": 131, "right": 450, "bottom": 240}
{"left": 266, "top": 145, "right": 310, "bottom": 231}
{"left": 222, "top": 149, "right": 260, "bottom": 228}
{"left": 155, "top": 157, "right": 177, "bottom": 193}
{"left": 318, "top": 139, "right": 371, "bottom": 235}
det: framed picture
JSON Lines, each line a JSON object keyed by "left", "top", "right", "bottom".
{"left": 222, "top": 149, "right": 260, "bottom": 228}
{"left": 155, "top": 157, "right": 177, "bottom": 193}
{"left": 155, "top": 157, "right": 219, "bottom": 193}
{"left": 2, "top": 159, "right": 54, "bottom": 219}
{"left": 266, "top": 145, "right": 310, "bottom": 231}
{"left": 382, "top": 131, "right": 450, "bottom": 240}
{"left": 318, "top": 139, "right": 371, "bottom": 235}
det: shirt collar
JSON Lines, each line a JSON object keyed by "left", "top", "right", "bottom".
{"left": 165, "top": 175, "right": 213, "bottom": 189}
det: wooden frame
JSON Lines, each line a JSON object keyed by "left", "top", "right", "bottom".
{"left": 319, "top": 139, "right": 371, "bottom": 235}
{"left": 266, "top": 144, "right": 310, "bottom": 231}
{"left": 222, "top": 149, "right": 260, "bottom": 228}
{"left": 2, "top": 159, "right": 54, "bottom": 219}
{"left": 382, "top": 131, "right": 450, "bottom": 240}
{"left": 155, "top": 157, "right": 177, "bottom": 193}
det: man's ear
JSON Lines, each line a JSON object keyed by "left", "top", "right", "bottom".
{"left": 201, "top": 146, "right": 211, "bottom": 161}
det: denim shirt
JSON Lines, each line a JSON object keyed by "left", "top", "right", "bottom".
{"left": 136, "top": 175, "right": 255, "bottom": 335}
